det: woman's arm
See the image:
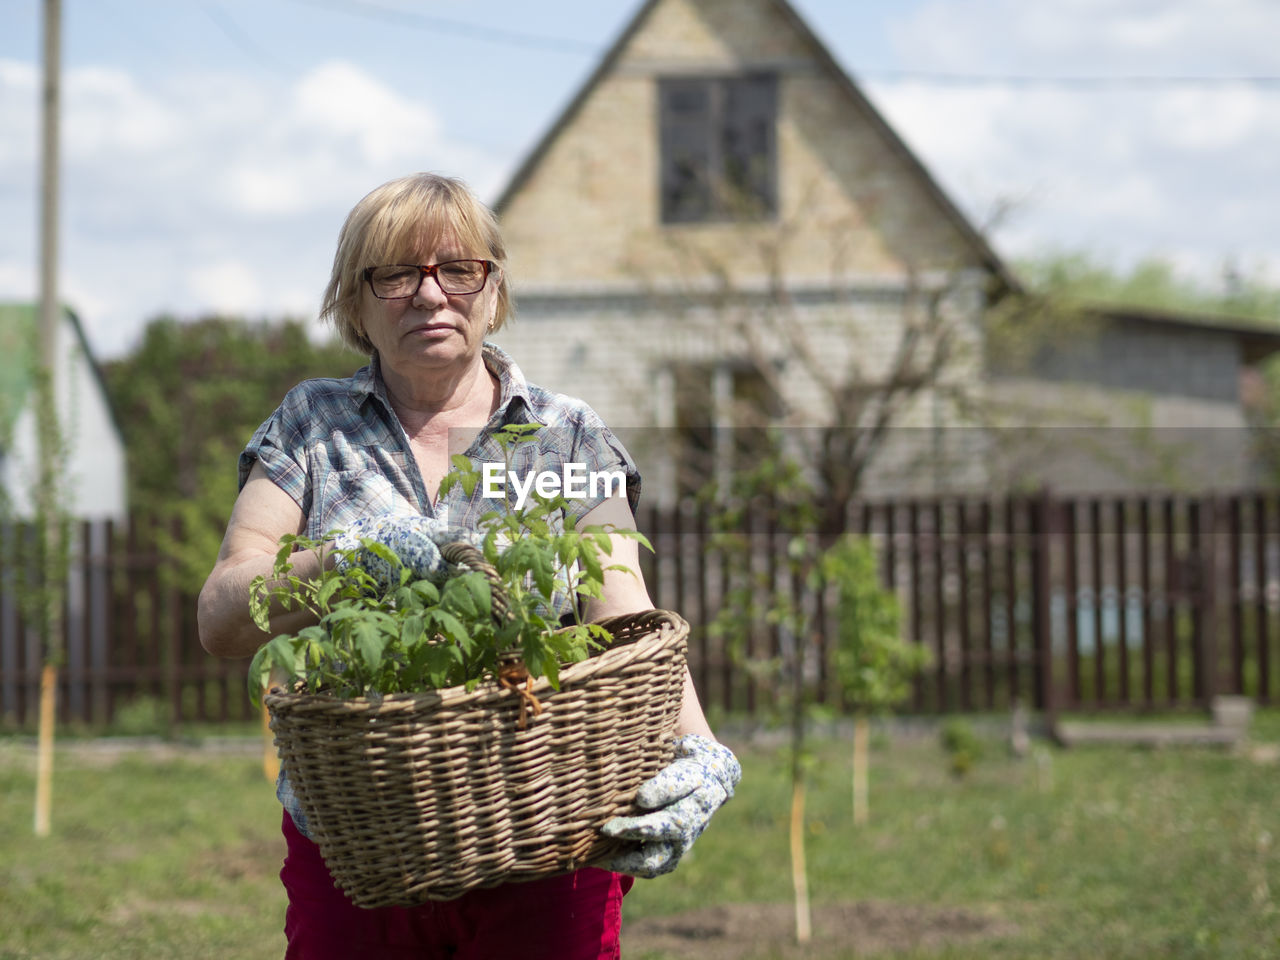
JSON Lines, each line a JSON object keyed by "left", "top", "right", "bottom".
{"left": 579, "top": 494, "right": 714, "bottom": 740}
{"left": 197, "top": 461, "right": 320, "bottom": 659}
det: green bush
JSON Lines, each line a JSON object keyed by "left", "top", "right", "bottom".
{"left": 940, "top": 717, "right": 984, "bottom": 778}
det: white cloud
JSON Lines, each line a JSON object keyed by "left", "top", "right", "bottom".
{"left": 0, "top": 260, "right": 31, "bottom": 297}
{"left": 867, "top": 0, "right": 1280, "bottom": 281}
{"left": 893, "top": 0, "right": 1280, "bottom": 73}
{"left": 64, "top": 67, "right": 181, "bottom": 157}
{"left": 0, "top": 61, "right": 39, "bottom": 171}
{"left": 293, "top": 61, "right": 441, "bottom": 166}
{"left": 187, "top": 260, "right": 263, "bottom": 314}
{"left": 1151, "top": 87, "right": 1264, "bottom": 152}
{"left": 0, "top": 57, "right": 505, "bottom": 359}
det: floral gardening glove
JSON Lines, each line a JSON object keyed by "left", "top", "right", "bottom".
{"left": 599, "top": 734, "right": 742, "bottom": 878}
{"left": 332, "top": 513, "right": 481, "bottom": 593}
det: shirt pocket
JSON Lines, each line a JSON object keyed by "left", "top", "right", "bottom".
{"left": 311, "top": 469, "right": 414, "bottom": 537}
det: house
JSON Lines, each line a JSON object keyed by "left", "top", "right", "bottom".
{"left": 490, "top": 0, "right": 1280, "bottom": 498}
{"left": 985, "top": 301, "right": 1280, "bottom": 491}
{"left": 0, "top": 302, "right": 128, "bottom": 520}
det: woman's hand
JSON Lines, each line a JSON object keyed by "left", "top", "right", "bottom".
{"left": 332, "top": 513, "right": 481, "bottom": 592}
{"left": 599, "top": 734, "right": 742, "bottom": 878}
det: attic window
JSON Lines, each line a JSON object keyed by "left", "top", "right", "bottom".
{"left": 659, "top": 74, "right": 778, "bottom": 223}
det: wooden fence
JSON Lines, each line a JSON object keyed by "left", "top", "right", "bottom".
{"left": 637, "top": 490, "right": 1280, "bottom": 721}
{"left": 0, "top": 517, "right": 245, "bottom": 729}
{"left": 4, "top": 489, "right": 1280, "bottom": 728}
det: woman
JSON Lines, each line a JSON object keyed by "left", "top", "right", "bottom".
{"left": 197, "top": 172, "right": 740, "bottom": 959}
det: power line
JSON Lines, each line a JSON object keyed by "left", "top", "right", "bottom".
{"left": 283, "top": 0, "right": 1280, "bottom": 90}
{"left": 282, "top": 0, "right": 598, "bottom": 55}
{"left": 858, "top": 71, "right": 1280, "bottom": 89}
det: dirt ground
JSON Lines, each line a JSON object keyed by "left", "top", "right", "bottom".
{"left": 624, "top": 900, "right": 1013, "bottom": 959}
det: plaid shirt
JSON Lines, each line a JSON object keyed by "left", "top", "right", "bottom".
{"left": 240, "top": 341, "right": 640, "bottom": 836}
{"left": 241, "top": 341, "right": 639, "bottom": 534}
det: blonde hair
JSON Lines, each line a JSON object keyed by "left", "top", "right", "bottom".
{"left": 320, "top": 173, "right": 512, "bottom": 353}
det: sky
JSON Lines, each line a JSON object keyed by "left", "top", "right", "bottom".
{"left": 2, "top": 0, "right": 1278, "bottom": 360}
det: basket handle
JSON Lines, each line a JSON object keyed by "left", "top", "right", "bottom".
{"left": 588, "top": 609, "right": 684, "bottom": 649}
{"left": 439, "top": 541, "right": 511, "bottom": 626}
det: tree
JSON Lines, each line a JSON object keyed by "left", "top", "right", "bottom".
{"left": 0, "top": 316, "right": 71, "bottom": 835}
{"left": 1016, "top": 251, "right": 1280, "bottom": 322}
{"left": 823, "top": 536, "right": 926, "bottom": 825}
{"left": 707, "top": 450, "right": 925, "bottom": 945}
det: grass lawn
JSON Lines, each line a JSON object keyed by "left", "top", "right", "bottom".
{"left": 2, "top": 713, "right": 1279, "bottom": 959}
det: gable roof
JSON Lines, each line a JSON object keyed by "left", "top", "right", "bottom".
{"left": 493, "top": 0, "right": 1019, "bottom": 292}
{"left": 0, "top": 302, "right": 123, "bottom": 446}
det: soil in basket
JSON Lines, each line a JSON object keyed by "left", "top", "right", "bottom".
{"left": 624, "top": 900, "right": 1013, "bottom": 959}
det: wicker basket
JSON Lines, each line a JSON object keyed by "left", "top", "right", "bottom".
{"left": 265, "top": 607, "right": 688, "bottom": 906}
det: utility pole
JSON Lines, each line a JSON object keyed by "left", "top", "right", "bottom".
{"left": 34, "top": 0, "right": 63, "bottom": 839}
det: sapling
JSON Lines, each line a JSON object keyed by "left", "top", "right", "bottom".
{"left": 823, "top": 535, "right": 927, "bottom": 823}
{"left": 707, "top": 450, "right": 926, "bottom": 943}
{"left": 247, "top": 424, "right": 650, "bottom": 702}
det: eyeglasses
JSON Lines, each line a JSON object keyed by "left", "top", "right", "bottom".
{"left": 363, "top": 260, "right": 494, "bottom": 299}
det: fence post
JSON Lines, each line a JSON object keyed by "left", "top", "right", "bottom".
{"left": 1197, "top": 497, "right": 1220, "bottom": 707}
{"left": 165, "top": 516, "right": 183, "bottom": 732}
{"left": 1031, "top": 488, "right": 1057, "bottom": 732}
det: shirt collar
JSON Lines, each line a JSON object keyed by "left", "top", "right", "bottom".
{"left": 348, "top": 342, "right": 543, "bottom": 425}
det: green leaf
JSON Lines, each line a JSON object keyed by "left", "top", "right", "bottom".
{"left": 247, "top": 644, "right": 272, "bottom": 704}
{"left": 463, "top": 575, "right": 492, "bottom": 620}
{"left": 578, "top": 543, "right": 604, "bottom": 584}
{"left": 575, "top": 577, "right": 604, "bottom": 600}
{"left": 627, "top": 530, "right": 653, "bottom": 554}
{"left": 322, "top": 606, "right": 370, "bottom": 623}
{"left": 400, "top": 614, "right": 426, "bottom": 646}
{"left": 353, "top": 620, "right": 389, "bottom": 672}
{"left": 315, "top": 576, "right": 343, "bottom": 610}
{"left": 248, "top": 575, "right": 272, "bottom": 634}
{"left": 430, "top": 610, "right": 470, "bottom": 644}
{"left": 541, "top": 656, "right": 560, "bottom": 690}
{"left": 498, "top": 541, "right": 555, "bottom": 600}
{"left": 268, "top": 633, "right": 302, "bottom": 674}
{"left": 409, "top": 580, "right": 440, "bottom": 604}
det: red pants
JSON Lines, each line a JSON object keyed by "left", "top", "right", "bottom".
{"left": 280, "top": 812, "right": 633, "bottom": 959}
